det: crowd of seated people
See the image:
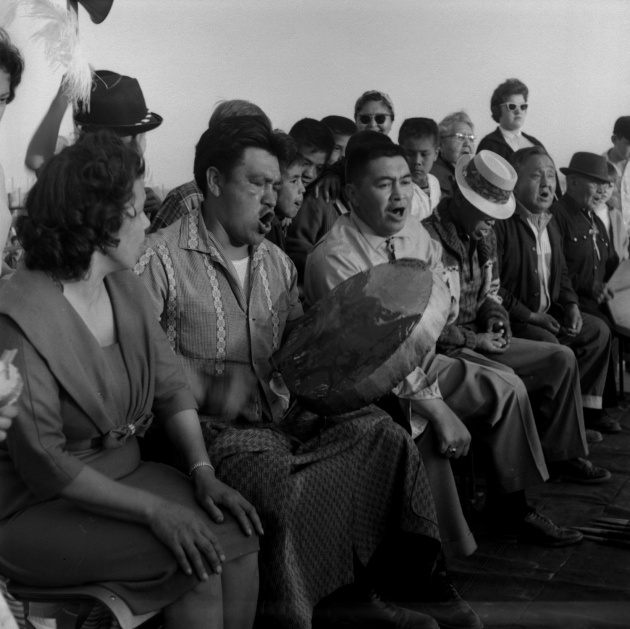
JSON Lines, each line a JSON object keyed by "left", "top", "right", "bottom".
{"left": 2, "top": 23, "right": 630, "bottom": 629}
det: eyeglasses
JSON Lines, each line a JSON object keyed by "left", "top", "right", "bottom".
{"left": 358, "top": 113, "right": 393, "bottom": 125}
{"left": 443, "top": 132, "right": 476, "bottom": 143}
{"left": 501, "top": 103, "right": 529, "bottom": 112}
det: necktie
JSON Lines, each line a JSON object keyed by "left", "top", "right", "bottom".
{"left": 385, "top": 238, "right": 396, "bottom": 261}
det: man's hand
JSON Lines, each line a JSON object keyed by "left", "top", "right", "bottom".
{"left": 486, "top": 316, "right": 512, "bottom": 346}
{"left": 593, "top": 282, "right": 615, "bottom": 304}
{"left": 563, "top": 304, "right": 582, "bottom": 337}
{"left": 475, "top": 332, "right": 508, "bottom": 353}
{"left": 313, "top": 173, "right": 341, "bottom": 203}
{"left": 529, "top": 311, "right": 561, "bottom": 335}
{"left": 412, "top": 399, "right": 471, "bottom": 458}
{"left": 0, "top": 404, "right": 17, "bottom": 442}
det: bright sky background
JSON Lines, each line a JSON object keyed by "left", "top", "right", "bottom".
{"left": 2, "top": 0, "right": 630, "bottom": 199}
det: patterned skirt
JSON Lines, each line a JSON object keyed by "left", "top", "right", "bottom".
{"left": 203, "top": 404, "right": 440, "bottom": 629}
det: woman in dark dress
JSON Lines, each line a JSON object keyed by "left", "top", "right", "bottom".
{"left": 0, "top": 131, "right": 262, "bottom": 629}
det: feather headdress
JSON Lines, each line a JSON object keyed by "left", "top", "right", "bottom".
{"left": 28, "top": 0, "right": 93, "bottom": 111}
{"left": 0, "top": 1, "right": 21, "bottom": 29}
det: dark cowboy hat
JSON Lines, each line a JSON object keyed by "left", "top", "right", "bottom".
{"left": 74, "top": 70, "right": 163, "bottom": 134}
{"left": 559, "top": 152, "right": 612, "bottom": 183}
{"left": 78, "top": 0, "right": 114, "bottom": 24}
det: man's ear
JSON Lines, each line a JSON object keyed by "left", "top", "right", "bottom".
{"left": 345, "top": 182, "right": 358, "bottom": 209}
{"left": 206, "top": 167, "right": 223, "bottom": 198}
{"left": 612, "top": 135, "right": 618, "bottom": 146}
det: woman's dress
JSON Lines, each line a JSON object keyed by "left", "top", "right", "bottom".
{"left": 0, "top": 269, "right": 258, "bottom": 614}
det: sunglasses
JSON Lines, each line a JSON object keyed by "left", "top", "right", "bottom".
{"left": 501, "top": 103, "right": 529, "bottom": 112}
{"left": 358, "top": 113, "right": 393, "bottom": 125}
{"left": 444, "top": 132, "right": 476, "bottom": 143}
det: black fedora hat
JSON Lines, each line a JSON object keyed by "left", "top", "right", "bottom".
{"left": 559, "top": 152, "right": 612, "bottom": 183}
{"left": 78, "top": 0, "right": 114, "bottom": 24}
{"left": 74, "top": 70, "right": 163, "bottom": 135}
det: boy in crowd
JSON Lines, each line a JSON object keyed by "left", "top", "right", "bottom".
{"left": 289, "top": 118, "right": 335, "bottom": 187}
{"left": 321, "top": 115, "right": 357, "bottom": 165}
{"left": 266, "top": 131, "right": 306, "bottom": 251}
{"left": 603, "top": 116, "right": 630, "bottom": 238}
{"left": 399, "top": 117, "right": 442, "bottom": 219}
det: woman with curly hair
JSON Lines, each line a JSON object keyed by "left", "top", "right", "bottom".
{"left": 0, "top": 28, "right": 24, "bottom": 273}
{"left": 0, "top": 130, "right": 262, "bottom": 629}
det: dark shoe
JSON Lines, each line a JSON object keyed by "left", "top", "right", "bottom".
{"left": 585, "top": 413, "right": 621, "bottom": 434}
{"left": 395, "top": 570, "right": 483, "bottom": 629}
{"left": 586, "top": 429, "right": 603, "bottom": 444}
{"left": 516, "top": 508, "right": 583, "bottom": 547}
{"left": 313, "top": 585, "right": 439, "bottom": 629}
{"left": 549, "top": 457, "right": 612, "bottom": 485}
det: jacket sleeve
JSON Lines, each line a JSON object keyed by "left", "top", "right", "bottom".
{"left": 285, "top": 196, "right": 331, "bottom": 283}
{"left": 1, "top": 315, "right": 85, "bottom": 500}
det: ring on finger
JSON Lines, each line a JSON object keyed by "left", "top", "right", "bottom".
{"left": 448, "top": 447, "right": 457, "bottom": 454}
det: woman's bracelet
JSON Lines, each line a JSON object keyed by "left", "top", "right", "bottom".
{"left": 188, "top": 461, "right": 216, "bottom": 477}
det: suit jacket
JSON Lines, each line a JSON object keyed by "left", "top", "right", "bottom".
{"left": 0, "top": 269, "right": 195, "bottom": 519}
{"left": 495, "top": 203, "right": 579, "bottom": 323}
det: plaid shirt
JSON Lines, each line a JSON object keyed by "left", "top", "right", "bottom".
{"left": 424, "top": 198, "right": 509, "bottom": 353}
{"left": 148, "top": 180, "right": 204, "bottom": 234}
{"left": 135, "top": 208, "right": 303, "bottom": 422}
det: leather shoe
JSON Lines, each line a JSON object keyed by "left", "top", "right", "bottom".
{"left": 585, "top": 414, "right": 621, "bottom": 434}
{"left": 395, "top": 569, "right": 483, "bottom": 629}
{"left": 549, "top": 457, "right": 611, "bottom": 484}
{"left": 586, "top": 429, "right": 603, "bottom": 444}
{"left": 313, "top": 585, "right": 439, "bottom": 629}
{"left": 511, "top": 508, "right": 583, "bottom": 547}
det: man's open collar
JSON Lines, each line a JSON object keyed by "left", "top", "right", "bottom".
{"left": 178, "top": 208, "right": 268, "bottom": 263}
{"left": 349, "top": 211, "right": 418, "bottom": 253}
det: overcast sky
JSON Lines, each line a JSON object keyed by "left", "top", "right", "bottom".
{"left": 2, "top": 0, "right": 630, "bottom": 196}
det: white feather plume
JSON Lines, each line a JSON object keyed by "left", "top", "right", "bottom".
{"left": 0, "top": 0, "right": 21, "bottom": 29}
{"left": 28, "top": 0, "right": 92, "bottom": 110}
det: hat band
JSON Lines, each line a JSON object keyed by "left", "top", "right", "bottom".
{"left": 463, "top": 159, "right": 511, "bottom": 205}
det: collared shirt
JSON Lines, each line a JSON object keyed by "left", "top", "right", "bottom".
{"left": 305, "top": 212, "right": 458, "bottom": 406}
{"left": 135, "top": 208, "right": 303, "bottom": 422}
{"left": 520, "top": 205, "right": 553, "bottom": 313}
{"left": 149, "top": 180, "right": 204, "bottom": 234}
{"left": 603, "top": 150, "right": 630, "bottom": 235}
{"left": 499, "top": 126, "right": 535, "bottom": 153}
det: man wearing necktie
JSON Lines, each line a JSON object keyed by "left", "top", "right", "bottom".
{"left": 305, "top": 135, "right": 585, "bottom": 629}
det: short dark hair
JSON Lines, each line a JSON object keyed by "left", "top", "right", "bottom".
{"left": 208, "top": 99, "right": 271, "bottom": 130}
{"left": 289, "top": 118, "right": 335, "bottom": 160}
{"left": 321, "top": 115, "right": 357, "bottom": 137}
{"left": 194, "top": 115, "right": 283, "bottom": 195}
{"left": 272, "top": 130, "right": 301, "bottom": 171}
{"left": 510, "top": 146, "right": 553, "bottom": 174}
{"left": 490, "top": 78, "right": 529, "bottom": 123}
{"left": 18, "top": 130, "right": 145, "bottom": 281}
{"left": 346, "top": 137, "right": 406, "bottom": 185}
{"left": 398, "top": 118, "right": 439, "bottom": 146}
{"left": 0, "top": 28, "right": 24, "bottom": 103}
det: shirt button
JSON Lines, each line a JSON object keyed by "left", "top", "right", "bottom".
{"left": 534, "top": 269, "right": 538, "bottom": 274}
{"left": 531, "top": 246, "right": 536, "bottom": 252}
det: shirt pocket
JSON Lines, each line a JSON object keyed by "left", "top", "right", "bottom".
{"left": 178, "top": 294, "right": 223, "bottom": 360}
